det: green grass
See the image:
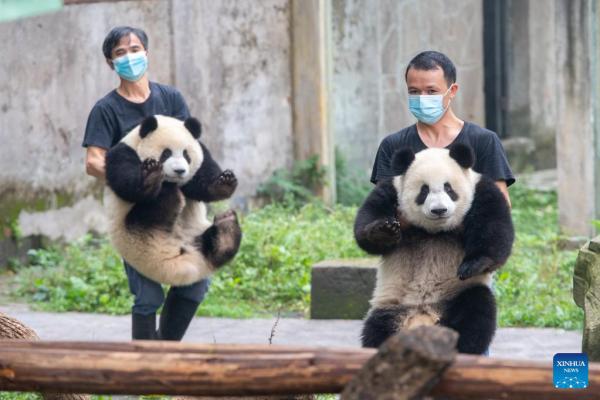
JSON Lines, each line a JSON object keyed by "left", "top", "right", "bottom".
{"left": 8, "top": 185, "right": 584, "bottom": 329}
{"left": 11, "top": 202, "right": 364, "bottom": 318}
{"left": 496, "top": 186, "right": 582, "bottom": 329}
{"left": 0, "top": 393, "right": 40, "bottom": 400}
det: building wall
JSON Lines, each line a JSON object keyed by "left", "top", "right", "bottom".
{"left": 0, "top": 0, "right": 293, "bottom": 241}
{"left": 331, "top": 0, "right": 486, "bottom": 177}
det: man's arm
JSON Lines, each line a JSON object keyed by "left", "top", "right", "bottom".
{"left": 495, "top": 180, "right": 511, "bottom": 208}
{"left": 85, "top": 146, "right": 107, "bottom": 179}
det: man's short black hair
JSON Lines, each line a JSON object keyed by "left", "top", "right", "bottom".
{"left": 404, "top": 51, "right": 456, "bottom": 87}
{"left": 102, "top": 26, "right": 148, "bottom": 59}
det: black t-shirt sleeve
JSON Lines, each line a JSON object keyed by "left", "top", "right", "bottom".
{"left": 82, "top": 103, "right": 115, "bottom": 149}
{"left": 170, "top": 89, "right": 191, "bottom": 121}
{"left": 476, "top": 133, "right": 515, "bottom": 187}
{"left": 370, "top": 138, "right": 394, "bottom": 184}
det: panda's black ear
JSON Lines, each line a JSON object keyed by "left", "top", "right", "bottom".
{"left": 139, "top": 116, "right": 158, "bottom": 138}
{"left": 449, "top": 143, "right": 474, "bottom": 169}
{"left": 391, "top": 148, "right": 415, "bottom": 175}
{"left": 184, "top": 117, "right": 202, "bottom": 139}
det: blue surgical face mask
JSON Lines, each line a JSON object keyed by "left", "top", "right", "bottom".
{"left": 112, "top": 52, "right": 148, "bottom": 82}
{"left": 408, "top": 86, "right": 453, "bottom": 125}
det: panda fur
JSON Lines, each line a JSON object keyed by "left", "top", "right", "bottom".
{"left": 354, "top": 144, "right": 514, "bottom": 354}
{"left": 104, "top": 115, "right": 242, "bottom": 286}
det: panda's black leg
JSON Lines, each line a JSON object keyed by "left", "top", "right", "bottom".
{"left": 361, "top": 306, "right": 410, "bottom": 348}
{"left": 194, "top": 210, "right": 242, "bottom": 268}
{"left": 439, "top": 285, "right": 496, "bottom": 355}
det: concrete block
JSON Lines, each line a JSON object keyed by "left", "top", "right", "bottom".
{"left": 573, "top": 236, "right": 600, "bottom": 361}
{"left": 310, "top": 258, "right": 377, "bottom": 320}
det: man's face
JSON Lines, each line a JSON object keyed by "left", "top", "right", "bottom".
{"left": 406, "top": 66, "right": 457, "bottom": 107}
{"left": 107, "top": 33, "right": 146, "bottom": 67}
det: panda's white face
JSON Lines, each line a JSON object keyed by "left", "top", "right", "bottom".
{"left": 126, "top": 115, "right": 204, "bottom": 185}
{"left": 159, "top": 148, "right": 194, "bottom": 183}
{"left": 394, "top": 148, "right": 480, "bottom": 233}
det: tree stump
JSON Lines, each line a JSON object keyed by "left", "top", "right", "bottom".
{"left": 0, "top": 311, "right": 89, "bottom": 400}
{"left": 341, "top": 325, "right": 458, "bottom": 400}
{"left": 573, "top": 236, "right": 600, "bottom": 361}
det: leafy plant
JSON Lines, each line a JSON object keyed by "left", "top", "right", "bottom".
{"left": 257, "top": 155, "right": 327, "bottom": 206}
{"left": 13, "top": 235, "right": 131, "bottom": 314}
{"left": 335, "top": 148, "right": 372, "bottom": 206}
{"left": 496, "top": 185, "right": 582, "bottom": 329}
{"left": 0, "top": 393, "right": 40, "bottom": 400}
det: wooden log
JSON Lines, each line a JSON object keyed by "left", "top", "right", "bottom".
{"left": 0, "top": 312, "right": 89, "bottom": 400}
{"left": 341, "top": 325, "right": 457, "bottom": 400}
{"left": 431, "top": 355, "right": 600, "bottom": 400}
{"left": 0, "top": 341, "right": 368, "bottom": 396}
{"left": 0, "top": 339, "right": 600, "bottom": 398}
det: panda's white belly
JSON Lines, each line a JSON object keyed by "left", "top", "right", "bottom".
{"left": 371, "top": 234, "right": 491, "bottom": 308}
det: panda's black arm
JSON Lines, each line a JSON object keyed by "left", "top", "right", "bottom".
{"left": 354, "top": 180, "right": 402, "bottom": 255}
{"left": 180, "top": 143, "right": 237, "bottom": 202}
{"left": 105, "top": 143, "right": 147, "bottom": 203}
{"left": 458, "top": 177, "right": 515, "bottom": 280}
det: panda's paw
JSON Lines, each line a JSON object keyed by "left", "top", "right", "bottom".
{"left": 209, "top": 170, "right": 238, "bottom": 199}
{"left": 141, "top": 158, "right": 164, "bottom": 197}
{"left": 367, "top": 218, "right": 402, "bottom": 244}
{"left": 457, "top": 256, "right": 494, "bottom": 280}
{"left": 218, "top": 170, "right": 237, "bottom": 185}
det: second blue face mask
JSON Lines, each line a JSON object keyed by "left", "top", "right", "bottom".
{"left": 113, "top": 52, "right": 148, "bottom": 82}
{"left": 408, "top": 86, "right": 453, "bottom": 125}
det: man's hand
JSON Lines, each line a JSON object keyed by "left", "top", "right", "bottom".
{"left": 85, "top": 146, "right": 107, "bottom": 179}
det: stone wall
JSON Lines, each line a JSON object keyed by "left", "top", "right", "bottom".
{"left": 331, "top": 0, "right": 485, "bottom": 178}
{"left": 0, "top": 0, "right": 293, "bottom": 241}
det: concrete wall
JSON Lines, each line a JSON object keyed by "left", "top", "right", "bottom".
{"left": 331, "top": 0, "right": 485, "bottom": 177}
{"left": 171, "top": 0, "right": 293, "bottom": 199}
{"left": 504, "top": 0, "right": 558, "bottom": 170}
{"left": 0, "top": 0, "right": 293, "bottom": 241}
{"left": 555, "top": 0, "right": 599, "bottom": 237}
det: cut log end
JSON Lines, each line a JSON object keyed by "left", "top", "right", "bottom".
{"left": 341, "top": 326, "right": 458, "bottom": 400}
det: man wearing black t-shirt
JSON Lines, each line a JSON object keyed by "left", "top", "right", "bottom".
{"left": 371, "top": 51, "right": 514, "bottom": 206}
{"left": 82, "top": 26, "right": 209, "bottom": 341}
{"left": 371, "top": 51, "right": 513, "bottom": 356}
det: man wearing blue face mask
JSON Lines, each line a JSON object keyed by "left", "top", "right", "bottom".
{"left": 370, "top": 51, "right": 514, "bottom": 357}
{"left": 371, "top": 51, "right": 514, "bottom": 206}
{"left": 82, "top": 26, "right": 210, "bottom": 342}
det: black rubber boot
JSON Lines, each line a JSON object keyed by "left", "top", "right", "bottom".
{"left": 157, "top": 290, "right": 200, "bottom": 341}
{"left": 131, "top": 313, "right": 157, "bottom": 340}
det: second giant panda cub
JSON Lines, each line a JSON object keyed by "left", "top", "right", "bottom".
{"left": 354, "top": 144, "right": 514, "bottom": 354}
{"left": 105, "top": 115, "right": 242, "bottom": 286}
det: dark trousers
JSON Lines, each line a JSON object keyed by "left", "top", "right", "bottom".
{"left": 124, "top": 261, "right": 210, "bottom": 315}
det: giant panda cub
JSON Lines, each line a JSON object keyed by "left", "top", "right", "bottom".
{"left": 354, "top": 144, "right": 514, "bottom": 354}
{"left": 104, "top": 115, "right": 242, "bottom": 286}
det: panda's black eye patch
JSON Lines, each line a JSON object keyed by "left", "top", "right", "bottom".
{"left": 183, "top": 150, "right": 191, "bottom": 164}
{"left": 444, "top": 182, "right": 459, "bottom": 201}
{"left": 159, "top": 149, "right": 172, "bottom": 163}
{"left": 416, "top": 184, "right": 429, "bottom": 205}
